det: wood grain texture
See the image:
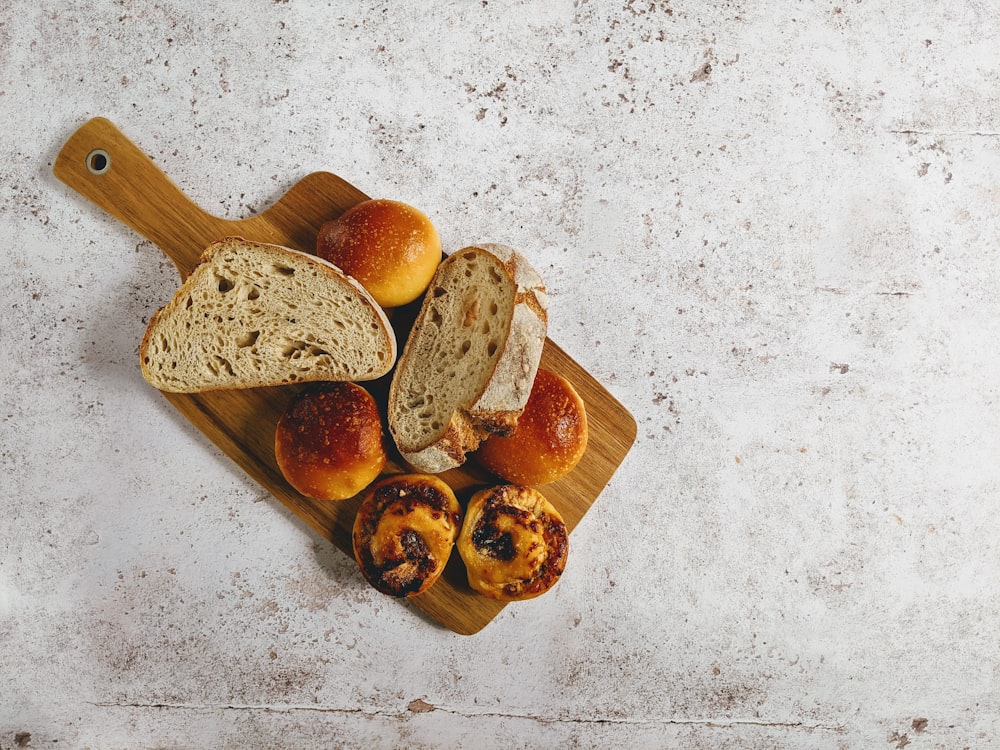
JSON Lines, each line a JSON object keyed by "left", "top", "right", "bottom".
{"left": 53, "top": 117, "right": 636, "bottom": 635}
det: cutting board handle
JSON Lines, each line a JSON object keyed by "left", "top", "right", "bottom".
{"left": 53, "top": 117, "right": 229, "bottom": 277}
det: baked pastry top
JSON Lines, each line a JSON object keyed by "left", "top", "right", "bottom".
{"left": 274, "top": 382, "right": 386, "bottom": 501}
{"left": 456, "top": 484, "right": 569, "bottom": 601}
{"left": 352, "top": 473, "right": 461, "bottom": 597}
{"left": 316, "top": 198, "right": 442, "bottom": 309}
{"left": 474, "top": 367, "right": 588, "bottom": 485}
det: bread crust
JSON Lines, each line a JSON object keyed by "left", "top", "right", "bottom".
{"left": 396, "top": 414, "right": 481, "bottom": 474}
{"left": 389, "top": 244, "right": 548, "bottom": 473}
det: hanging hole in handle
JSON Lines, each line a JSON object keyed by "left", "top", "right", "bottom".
{"left": 86, "top": 149, "right": 111, "bottom": 175}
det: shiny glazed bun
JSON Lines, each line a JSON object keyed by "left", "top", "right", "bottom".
{"left": 456, "top": 484, "right": 568, "bottom": 601}
{"left": 353, "top": 473, "right": 461, "bottom": 597}
{"left": 474, "top": 368, "right": 588, "bottom": 485}
{"left": 316, "top": 199, "right": 442, "bottom": 309}
{"left": 275, "top": 382, "right": 386, "bottom": 501}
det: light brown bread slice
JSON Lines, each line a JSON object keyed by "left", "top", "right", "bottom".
{"left": 388, "top": 243, "right": 548, "bottom": 473}
{"left": 140, "top": 237, "right": 396, "bottom": 393}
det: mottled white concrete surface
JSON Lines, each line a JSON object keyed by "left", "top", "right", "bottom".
{"left": 3, "top": 1, "right": 1000, "bottom": 748}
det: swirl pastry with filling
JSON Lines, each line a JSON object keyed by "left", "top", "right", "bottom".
{"left": 352, "top": 473, "right": 461, "bottom": 597}
{"left": 456, "top": 484, "right": 569, "bottom": 601}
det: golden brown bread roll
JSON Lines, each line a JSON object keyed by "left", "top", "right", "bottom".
{"left": 352, "top": 473, "right": 461, "bottom": 597}
{"left": 474, "top": 368, "right": 588, "bottom": 485}
{"left": 456, "top": 484, "right": 568, "bottom": 601}
{"left": 316, "top": 198, "right": 442, "bottom": 309}
{"left": 274, "top": 382, "right": 386, "bottom": 501}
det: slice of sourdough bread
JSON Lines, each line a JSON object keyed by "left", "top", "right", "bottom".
{"left": 140, "top": 237, "right": 396, "bottom": 393}
{"left": 387, "top": 243, "right": 548, "bottom": 473}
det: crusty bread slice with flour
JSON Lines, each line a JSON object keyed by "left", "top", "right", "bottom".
{"left": 387, "top": 244, "right": 548, "bottom": 473}
{"left": 140, "top": 237, "right": 396, "bottom": 393}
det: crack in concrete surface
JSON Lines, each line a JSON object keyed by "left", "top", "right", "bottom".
{"left": 888, "top": 128, "right": 1000, "bottom": 137}
{"left": 87, "top": 701, "right": 844, "bottom": 732}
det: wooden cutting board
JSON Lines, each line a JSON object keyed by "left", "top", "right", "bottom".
{"left": 53, "top": 117, "right": 636, "bottom": 635}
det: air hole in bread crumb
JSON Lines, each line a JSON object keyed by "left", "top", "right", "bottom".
{"left": 237, "top": 330, "right": 260, "bottom": 348}
{"left": 271, "top": 264, "right": 296, "bottom": 276}
{"left": 281, "top": 340, "right": 306, "bottom": 358}
{"left": 487, "top": 341, "right": 498, "bottom": 357}
{"left": 489, "top": 267, "right": 503, "bottom": 284}
{"left": 214, "top": 355, "right": 235, "bottom": 376}
{"left": 463, "top": 299, "right": 479, "bottom": 327}
{"left": 489, "top": 302, "right": 498, "bottom": 315}
{"left": 185, "top": 295, "right": 193, "bottom": 309}
{"left": 432, "top": 286, "right": 446, "bottom": 297}
{"left": 216, "top": 275, "right": 235, "bottom": 293}
{"left": 246, "top": 286, "right": 261, "bottom": 301}
{"left": 460, "top": 340, "right": 472, "bottom": 356}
